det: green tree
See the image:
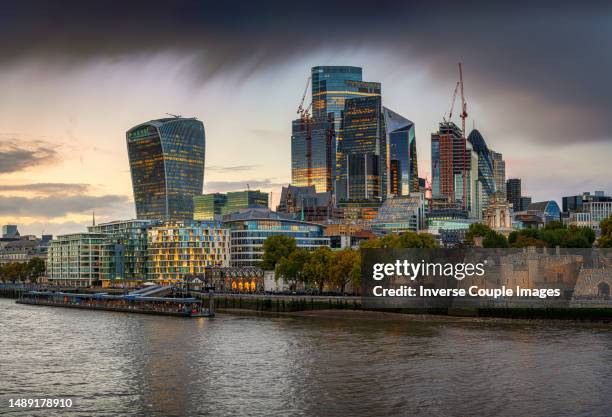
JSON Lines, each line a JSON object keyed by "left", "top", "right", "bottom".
{"left": 597, "top": 216, "right": 612, "bottom": 248}
{"left": 261, "top": 235, "right": 297, "bottom": 270}
{"left": 303, "top": 246, "right": 334, "bottom": 294}
{"left": 275, "top": 248, "right": 310, "bottom": 289}
{"left": 27, "top": 257, "right": 46, "bottom": 283}
{"left": 465, "top": 223, "right": 508, "bottom": 248}
{"left": 360, "top": 232, "right": 439, "bottom": 249}
{"left": 511, "top": 235, "right": 546, "bottom": 248}
{"left": 330, "top": 249, "right": 361, "bottom": 294}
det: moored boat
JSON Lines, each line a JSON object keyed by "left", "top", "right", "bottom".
{"left": 16, "top": 290, "right": 213, "bottom": 317}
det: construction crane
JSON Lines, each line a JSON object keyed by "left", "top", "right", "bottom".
{"left": 297, "top": 76, "right": 312, "bottom": 119}
{"left": 458, "top": 62, "right": 468, "bottom": 211}
{"left": 443, "top": 81, "right": 460, "bottom": 122}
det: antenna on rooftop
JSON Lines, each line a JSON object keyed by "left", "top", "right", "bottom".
{"left": 165, "top": 113, "right": 182, "bottom": 118}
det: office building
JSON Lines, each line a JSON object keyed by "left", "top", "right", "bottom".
{"left": 291, "top": 116, "right": 335, "bottom": 193}
{"left": 583, "top": 201, "right": 612, "bottom": 233}
{"left": 47, "top": 233, "right": 107, "bottom": 286}
{"left": 223, "top": 208, "right": 329, "bottom": 267}
{"left": 193, "top": 193, "right": 228, "bottom": 221}
{"left": 311, "top": 66, "right": 381, "bottom": 196}
{"left": 506, "top": 178, "right": 521, "bottom": 211}
{"left": 466, "top": 129, "right": 496, "bottom": 208}
{"left": 526, "top": 201, "right": 561, "bottom": 224}
{"left": 2, "top": 225, "right": 19, "bottom": 239}
{"left": 276, "top": 185, "right": 336, "bottom": 222}
{"left": 371, "top": 194, "right": 426, "bottom": 234}
{"left": 127, "top": 116, "right": 205, "bottom": 221}
{"left": 193, "top": 190, "right": 268, "bottom": 220}
{"left": 431, "top": 122, "right": 469, "bottom": 204}
{"left": 520, "top": 196, "right": 532, "bottom": 212}
{"left": 337, "top": 95, "right": 386, "bottom": 202}
{"left": 147, "top": 221, "right": 230, "bottom": 284}
{"left": 562, "top": 191, "right": 612, "bottom": 214}
{"left": 384, "top": 108, "right": 418, "bottom": 196}
{"left": 491, "top": 150, "right": 506, "bottom": 197}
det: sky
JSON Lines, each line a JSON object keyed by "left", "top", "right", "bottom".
{"left": 1, "top": 1, "right": 611, "bottom": 236}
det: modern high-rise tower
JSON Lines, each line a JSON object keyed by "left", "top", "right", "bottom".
{"left": 337, "top": 96, "right": 386, "bottom": 202}
{"left": 384, "top": 107, "right": 418, "bottom": 196}
{"left": 466, "top": 129, "right": 496, "bottom": 205}
{"left": 291, "top": 115, "right": 335, "bottom": 193}
{"left": 506, "top": 178, "right": 522, "bottom": 211}
{"left": 126, "top": 116, "right": 205, "bottom": 221}
{"left": 310, "top": 66, "right": 381, "bottom": 195}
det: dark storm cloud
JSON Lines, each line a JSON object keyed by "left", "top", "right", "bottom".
{"left": 2, "top": 1, "right": 611, "bottom": 143}
{"left": 0, "top": 140, "right": 57, "bottom": 173}
{"left": 0, "top": 194, "right": 130, "bottom": 218}
{"left": 0, "top": 183, "right": 90, "bottom": 194}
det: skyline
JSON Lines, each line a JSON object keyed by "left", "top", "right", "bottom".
{"left": 1, "top": 1, "right": 611, "bottom": 235}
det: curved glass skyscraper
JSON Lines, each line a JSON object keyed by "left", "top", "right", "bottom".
{"left": 126, "top": 117, "right": 205, "bottom": 221}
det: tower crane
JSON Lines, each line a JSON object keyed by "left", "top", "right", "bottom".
{"left": 297, "top": 76, "right": 312, "bottom": 119}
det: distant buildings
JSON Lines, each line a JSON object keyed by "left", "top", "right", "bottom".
{"left": 337, "top": 95, "right": 386, "bottom": 202}
{"left": 291, "top": 116, "right": 334, "bottom": 193}
{"left": 276, "top": 185, "right": 336, "bottom": 222}
{"left": 127, "top": 116, "right": 205, "bottom": 221}
{"left": 2, "top": 225, "right": 19, "bottom": 239}
{"left": 506, "top": 178, "right": 522, "bottom": 211}
{"left": 491, "top": 150, "right": 506, "bottom": 197}
{"left": 371, "top": 194, "right": 426, "bottom": 234}
{"left": 385, "top": 108, "right": 418, "bottom": 196}
{"left": 562, "top": 191, "right": 612, "bottom": 214}
{"left": 222, "top": 208, "right": 329, "bottom": 267}
{"left": 193, "top": 190, "right": 268, "bottom": 221}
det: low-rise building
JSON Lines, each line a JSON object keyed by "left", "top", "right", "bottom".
{"left": 223, "top": 208, "right": 329, "bottom": 267}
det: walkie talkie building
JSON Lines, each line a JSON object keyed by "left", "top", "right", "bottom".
{"left": 126, "top": 117, "right": 205, "bottom": 221}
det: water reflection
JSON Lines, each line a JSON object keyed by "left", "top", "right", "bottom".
{"left": 1, "top": 299, "right": 611, "bottom": 417}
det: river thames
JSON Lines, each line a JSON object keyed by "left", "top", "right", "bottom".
{"left": 1, "top": 298, "right": 611, "bottom": 417}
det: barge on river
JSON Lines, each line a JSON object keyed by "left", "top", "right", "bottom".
{"left": 16, "top": 290, "right": 213, "bottom": 317}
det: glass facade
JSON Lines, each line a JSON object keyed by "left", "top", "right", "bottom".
{"left": 491, "top": 150, "right": 506, "bottom": 197}
{"left": 372, "top": 194, "right": 426, "bottom": 234}
{"left": 291, "top": 116, "right": 334, "bottom": 193}
{"left": 193, "top": 193, "right": 227, "bottom": 221}
{"left": 338, "top": 96, "right": 386, "bottom": 202}
{"left": 147, "top": 221, "right": 230, "bottom": 284}
{"left": 431, "top": 122, "right": 464, "bottom": 202}
{"left": 127, "top": 117, "right": 205, "bottom": 221}
{"left": 311, "top": 66, "right": 381, "bottom": 195}
{"left": 223, "top": 208, "right": 329, "bottom": 267}
{"left": 384, "top": 107, "right": 417, "bottom": 196}
{"left": 88, "top": 220, "right": 153, "bottom": 283}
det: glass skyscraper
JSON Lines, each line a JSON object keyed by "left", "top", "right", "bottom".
{"left": 127, "top": 117, "right": 205, "bottom": 221}
{"left": 384, "top": 107, "right": 418, "bottom": 196}
{"left": 310, "top": 66, "right": 381, "bottom": 195}
{"left": 193, "top": 190, "right": 269, "bottom": 221}
{"left": 338, "top": 96, "right": 386, "bottom": 202}
{"left": 291, "top": 116, "right": 334, "bottom": 193}
{"left": 466, "top": 129, "right": 495, "bottom": 202}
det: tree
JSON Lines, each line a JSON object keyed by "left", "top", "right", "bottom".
{"left": 275, "top": 248, "right": 310, "bottom": 290}
{"left": 261, "top": 235, "right": 297, "bottom": 270}
{"left": 302, "top": 246, "right": 334, "bottom": 294}
{"left": 27, "top": 257, "right": 46, "bottom": 283}
{"left": 330, "top": 249, "right": 361, "bottom": 294}
{"left": 360, "top": 232, "right": 439, "bottom": 249}
{"left": 597, "top": 216, "right": 612, "bottom": 248}
{"left": 465, "top": 223, "right": 508, "bottom": 248}
{"left": 511, "top": 235, "right": 546, "bottom": 248}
